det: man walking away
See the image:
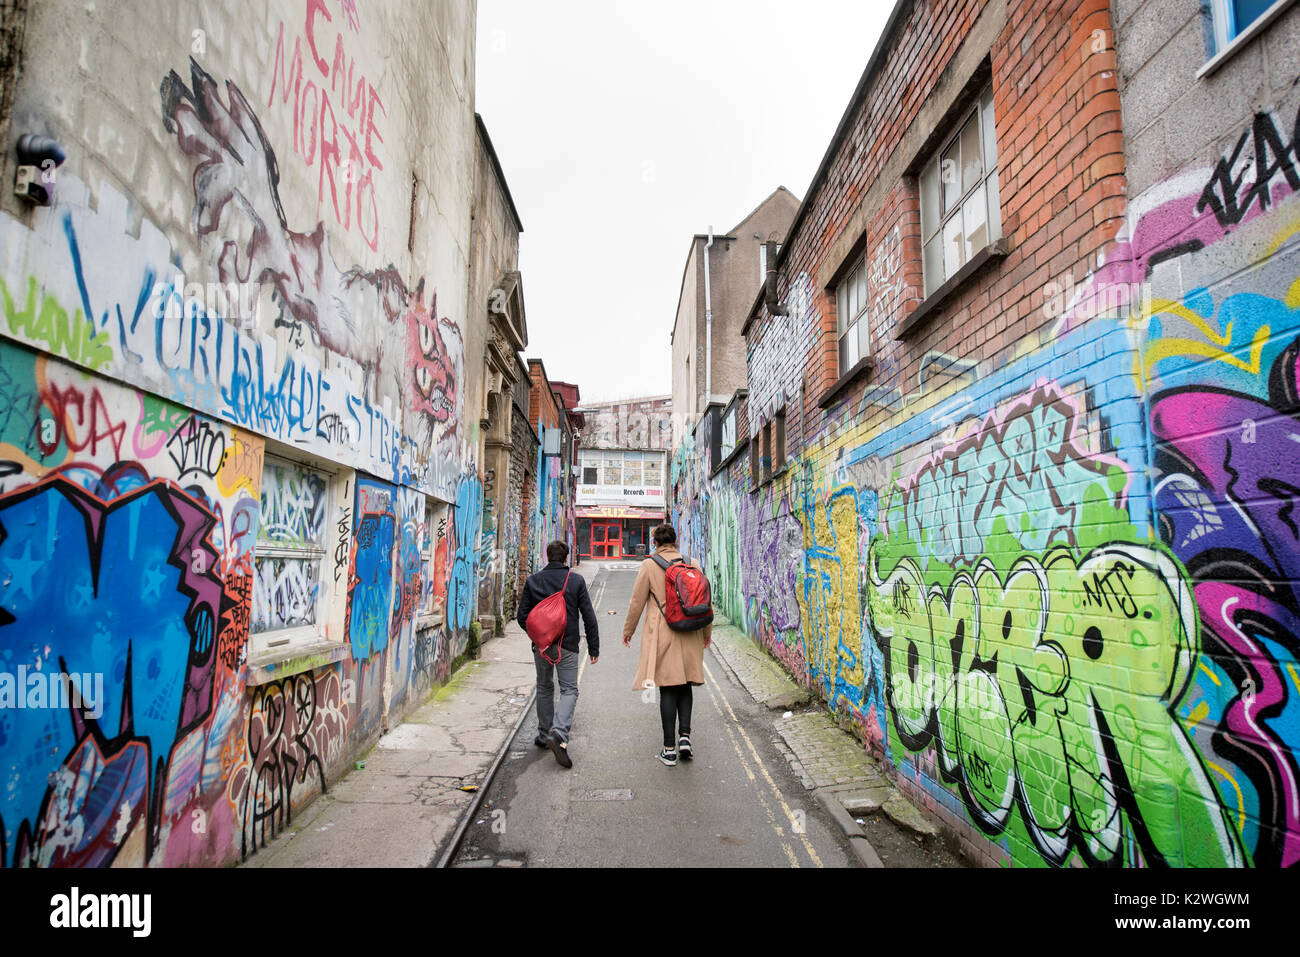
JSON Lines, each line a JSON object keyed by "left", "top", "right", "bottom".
{"left": 516, "top": 540, "right": 599, "bottom": 768}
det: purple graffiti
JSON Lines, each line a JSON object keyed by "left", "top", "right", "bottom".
{"left": 1152, "top": 335, "right": 1300, "bottom": 868}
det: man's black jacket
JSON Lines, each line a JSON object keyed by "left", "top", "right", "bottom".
{"left": 516, "top": 562, "right": 599, "bottom": 657}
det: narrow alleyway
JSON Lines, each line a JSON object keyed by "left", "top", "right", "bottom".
{"left": 453, "top": 563, "right": 855, "bottom": 868}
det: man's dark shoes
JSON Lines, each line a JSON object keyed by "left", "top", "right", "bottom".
{"left": 547, "top": 731, "right": 573, "bottom": 768}
{"left": 533, "top": 732, "right": 549, "bottom": 748}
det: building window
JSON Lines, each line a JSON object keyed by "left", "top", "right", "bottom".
{"left": 774, "top": 407, "right": 786, "bottom": 472}
{"left": 418, "top": 499, "right": 446, "bottom": 625}
{"left": 834, "top": 254, "right": 871, "bottom": 374}
{"left": 1211, "top": 0, "right": 1284, "bottom": 50}
{"left": 252, "top": 456, "right": 333, "bottom": 655}
{"left": 643, "top": 455, "right": 663, "bottom": 488}
{"left": 623, "top": 451, "right": 643, "bottom": 486}
{"left": 602, "top": 454, "right": 622, "bottom": 485}
{"left": 750, "top": 430, "right": 761, "bottom": 490}
{"left": 761, "top": 421, "right": 773, "bottom": 485}
{"left": 919, "top": 85, "right": 1000, "bottom": 297}
{"left": 582, "top": 466, "right": 598, "bottom": 485}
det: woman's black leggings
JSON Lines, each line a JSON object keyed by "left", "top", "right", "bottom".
{"left": 659, "top": 684, "right": 693, "bottom": 748}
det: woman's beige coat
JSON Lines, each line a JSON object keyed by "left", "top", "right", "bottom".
{"left": 623, "top": 545, "right": 712, "bottom": 689}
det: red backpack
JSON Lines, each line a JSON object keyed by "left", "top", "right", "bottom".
{"left": 525, "top": 569, "right": 571, "bottom": 665}
{"left": 650, "top": 555, "right": 714, "bottom": 631}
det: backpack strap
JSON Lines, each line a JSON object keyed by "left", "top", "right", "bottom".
{"left": 647, "top": 554, "right": 681, "bottom": 615}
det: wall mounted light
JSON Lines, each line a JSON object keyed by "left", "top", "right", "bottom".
{"left": 14, "top": 134, "right": 67, "bottom": 205}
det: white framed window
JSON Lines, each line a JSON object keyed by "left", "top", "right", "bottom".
{"left": 919, "top": 85, "right": 1001, "bottom": 297}
{"left": 834, "top": 254, "right": 871, "bottom": 375}
{"left": 251, "top": 455, "right": 335, "bottom": 656}
{"left": 1211, "top": 0, "right": 1288, "bottom": 52}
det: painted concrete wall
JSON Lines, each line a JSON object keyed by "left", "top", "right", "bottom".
{"left": 1113, "top": 0, "right": 1300, "bottom": 869}
{"left": 469, "top": 120, "right": 526, "bottom": 630}
{"left": 0, "top": 0, "right": 492, "bottom": 867}
{"left": 673, "top": 0, "right": 1300, "bottom": 868}
{"left": 670, "top": 239, "right": 701, "bottom": 439}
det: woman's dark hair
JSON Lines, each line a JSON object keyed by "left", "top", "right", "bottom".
{"left": 652, "top": 524, "right": 677, "bottom": 546}
{"left": 547, "top": 540, "right": 569, "bottom": 563}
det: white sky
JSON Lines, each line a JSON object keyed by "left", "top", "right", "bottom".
{"left": 474, "top": 0, "right": 892, "bottom": 403}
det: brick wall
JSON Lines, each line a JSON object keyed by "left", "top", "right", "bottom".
{"left": 681, "top": 0, "right": 1297, "bottom": 868}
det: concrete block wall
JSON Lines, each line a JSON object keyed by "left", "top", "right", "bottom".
{"left": 675, "top": 0, "right": 1299, "bottom": 867}
{"left": 1113, "top": 0, "right": 1300, "bottom": 869}
{"left": 0, "top": 0, "right": 493, "bottom": 867}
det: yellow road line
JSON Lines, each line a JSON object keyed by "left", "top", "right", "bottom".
{"left": 704, "top": 661, "right": 824, "bottom": 868}
{"left": 699, "top": 677, "right": 800, "bottom": 868}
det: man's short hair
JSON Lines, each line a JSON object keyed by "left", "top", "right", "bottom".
{"left": 547, "top": 540, "right": 569, "bottom": 564}
{"left": 652, "top": 524, "right": 677, "bottom": 546}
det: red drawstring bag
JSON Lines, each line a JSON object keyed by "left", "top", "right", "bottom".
{"left": 525, "top": 569, "right": 571, "bottom": 665}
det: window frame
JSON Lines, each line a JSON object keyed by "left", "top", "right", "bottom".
{"left": 643, "top": 452, "right": 663, "bottom": 490}
{"left": 416, "top": 497, "right": 446, "bottom": 628}
{"left": 601, "top": 452, "right": 622, "bottom": 486}
{"left": 918, "top": 85, "right": 1001, "bottom": 298}
{"left": 761, "top": 420, "right": 773, "bottom": 485}
{"left": 1201, "top": 0, "right": 1296, "bottom": 76}
{"left": 250, "top": 453, "right": 341, "bottom": 660}
{"left": 774, "top": 407, "right": 786, "bottom": 474}
{"left": 832, "top": 253, "right": 871, "bottom": 376}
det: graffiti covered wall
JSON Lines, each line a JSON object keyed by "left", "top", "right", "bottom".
{"left": 0, "top": 0, "right": 493, "bottom": 867}
{"left": 675, "top": 0, "right": 1300, "bottom": 867}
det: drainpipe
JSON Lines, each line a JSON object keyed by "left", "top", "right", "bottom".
{"left": 704, "top": 226, "right": 713, "bottom": 412}
{"left": 765, "top": 240, "right": 789, "bottom": 316}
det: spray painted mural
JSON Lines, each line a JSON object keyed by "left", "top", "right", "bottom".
{"left": 676, "top": 110, "right": 1300, "bottom": 866}
{"left": 0, "top": 341, "right": 261, "bottom": 866}
{"left": 0, "top": 0, "right": 488, "bottom": 867}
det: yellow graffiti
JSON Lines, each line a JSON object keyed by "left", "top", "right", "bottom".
{"left": 216, "top": 431, "right": 265, "bottom": 498}
{"left": 1207, "top": 760, "right": 1247, "bottom": 834}
{"left": 1184, "top": 698, "right": 1210, "bottom": 731}
{"left": 796, "top": 488, "right": 865, "bottom": 709}
{"left": 1261, "top": 207, "right": 1300, "bottom": 308}
{"left": 1135, "top": 298, "right": 1268, "bottom": 389}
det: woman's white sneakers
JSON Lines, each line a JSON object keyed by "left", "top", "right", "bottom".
{"left": 658, "top": 747, "right": 678, "bottom": 766}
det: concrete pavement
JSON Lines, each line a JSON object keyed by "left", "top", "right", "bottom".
{"left": 453, "top": 563, "right": 860, "bottom": 868}
{"left": 240, "top": 560, "right": 972, "bottom": 868}
{"left": 705, "top": 617, "right": 971, "bottom": 866}
{"left": 239, "top": 617, "right": 540, "bottom": 868}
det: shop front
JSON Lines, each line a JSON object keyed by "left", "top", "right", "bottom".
{"left": 576, "top": 507, "right": 666, "bottom": 559}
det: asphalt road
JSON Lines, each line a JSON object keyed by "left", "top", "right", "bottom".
{"left": 452, "top": 561, "right": 856, "bottom": 868}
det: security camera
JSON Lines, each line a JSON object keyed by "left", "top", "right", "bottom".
{"left": 14, "top": 134, "right": 67, "bottom": 205}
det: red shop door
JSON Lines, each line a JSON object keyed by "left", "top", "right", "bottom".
{"left": 591, "top": 521, "right": 621, "bottom": 558}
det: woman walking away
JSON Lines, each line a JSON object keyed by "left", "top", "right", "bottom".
{"left": 622, "top": 524, "right": 713, "bottom": 766}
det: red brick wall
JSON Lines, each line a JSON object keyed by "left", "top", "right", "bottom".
{"left": 748, "top": 0, "right": 1124, "bottom": 446}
